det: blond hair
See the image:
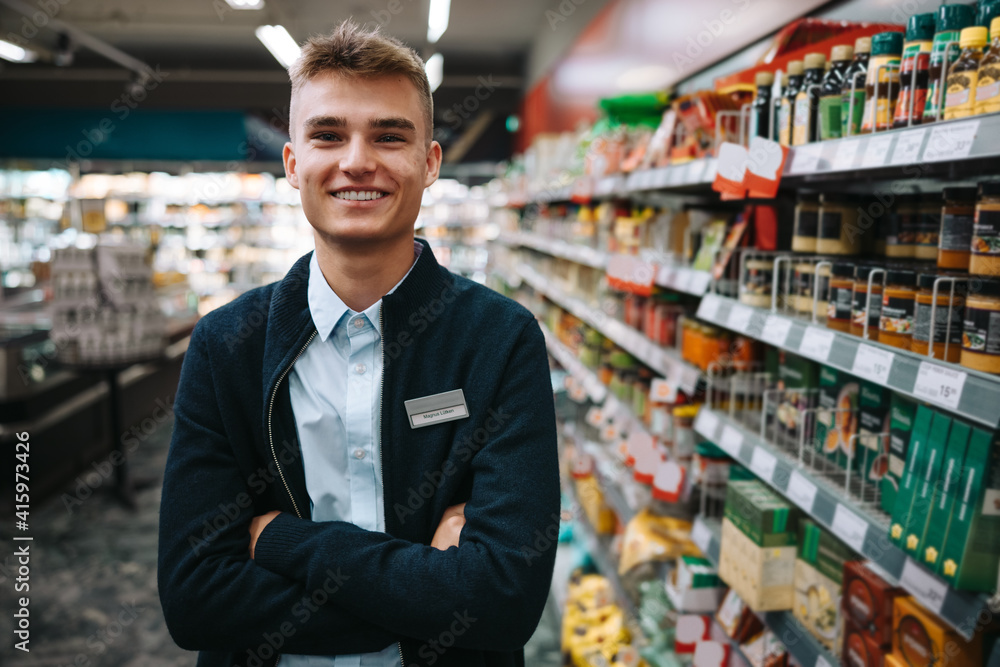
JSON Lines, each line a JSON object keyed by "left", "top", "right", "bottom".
{"left": 288, "top": 20, "right": 433, "bottom": 142}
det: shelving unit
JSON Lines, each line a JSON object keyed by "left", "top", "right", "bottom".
{"left": 539, "top": 322, "right": 608, "bottom": 404}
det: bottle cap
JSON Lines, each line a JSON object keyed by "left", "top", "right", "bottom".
{"left": 755, "top": 71, "right": 774, "bottom": 86}
{"left": 979, "top": 180, "right": 1000, "bottom": 197}
{"left": 917, "top": 273, "right": 969, "bottom": 292}
{"left": 959, "top": 26, "right": 988, "bottom": 47}
{"left": 854, "top": 36, "right": 872, "bottom": 54}
{"left": 886, "top": 269, "right": 917, "bottom": 286}
{"left": 979, "top": 1, "right": 1000, "bottom": 28}
{"left": 804, "top": 52, "right": 826, "bottom": 69}
{"left": 832, "top": 263, "right": 856, "bottom": 278}
{"left": 906, "top": 13, "right": 937, "bottom": 42}
{"left": 872, "top": 31, "right": 904, "bottom": 56}
{"left": 937, "top": 4, "right": 975, "bottom": 33}
{"left": 942, "top": 186, "right": 978, "bottom": 201}
{"left": 787, "top": 60, "right": 804, "bottom": 75}
{"left": 993, "top": 16, "right": 1000, "bottom": 38}
{"left": 831, "top": 44, "right": 854, "bottom": 62}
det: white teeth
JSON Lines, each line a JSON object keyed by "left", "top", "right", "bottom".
{"left": 334, "top": 190, "right": 385, "bottom": 201}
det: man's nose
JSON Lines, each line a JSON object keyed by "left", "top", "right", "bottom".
{"left": 340, "top": 136, "right": 376, "bottom": 176}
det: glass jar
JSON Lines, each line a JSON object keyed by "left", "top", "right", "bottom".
{"left": 827, "top": 262, "right": 855, "bottom": 332}
{"left": 624, "top": 293, "right": 646, "bottom": 330}
{"left": 852, "top": 265, "right": 884, "bottom": 340}
{"left": 961, "top": 278, "right": 1000, "bottom": 374}
{"left": 793, "top": 262, "right": 816, "bottom": 315}
{"left": 880, "top": 270, "right": 919, "bottom": 349}
{"left": 887, "top": 194, "right": 918, "bottom": 258}
{"left": 817, "top": 193, "right": 862, "bottom": 255}
{"left": 672, "top": 405, "right": 700, "bottom": 463}
{"left": 814, "top": 264, "right": 832, "bottom": 322}
{"left": 938, "top": 186, "right": 979, "bottom": 270}
{"left": 913, "top": 273, "right": 967, "bottom": 362}
{"left": 793, "top": 193, "right": 821, "bottom": 252}
{"left": 645, "top": 293, "right": 680, "bottom": 346}
{"left": 943, "top": 26, "right": 988, "bottom": 120}
{"left": 914, "top": 193, "right": 942, "bottom": 260}
{"left": 740, "top": 258, "right": 775, "bottom": 308}
{"left": 971, "top": 180, "right": 1000, "bottom": 276}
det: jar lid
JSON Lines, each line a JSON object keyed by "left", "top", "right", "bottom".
{"left": 795, "top": 262, "right": 816, "bottom": 272}
{"left": 832, "top": 262, "right": 855, "bottom": 278}
{"left": 906, "top": 13, "right": 937, "bottom": 42}
{"left": 872, "top": 31, "right": 904, "bottom": 56}
{"left": 831, "top": 44, "right": 854, "bottom": 62}
{"left": 854, "top": 36, "right": 872, "bottom": 54}
{"left": 993, "top": 17, "right": 1000, "bottom": 37}
{"left": 942, "top": 186, "right": 978, "bottom": 201}
{"left": 937, "top": 4, "right": 975, "bottom": 32}
{"left": 969, "top": 278, "right": 1000, "bottom": 297}
{"left": 917, "top": 273, "right": 969, "bottom": 292}
{"left": 960, "top": 26, "right": 988, "bottom": 47}
{"left": 746, "top": 259, "right": 775, "bottom": 269}
{"left": 979, "top": 0, "right": 1000, "bottom": 29}
{"left": 855, "top": 265, "right": 884, "bottom": 281}
{"left": 804, "top": 52, "right": 826, "bottom": 69}
{"left": 979, "top": 180, "right": 1000, "bottom": 197}
{"left": 787, "top": 60, "right": 804, "bottom": 76}
{"left": 755, "top": 71, "right": 774, "bottom": 86}
{"left": 886, "top": 269, "right": 917, "bottom": 286}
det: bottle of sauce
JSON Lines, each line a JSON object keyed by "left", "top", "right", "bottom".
{"left": 880, "top": 270, "right": 919, "bottom": 350}
{"left": 841, "top": 37, "right": 871, "bottom": 137}
{"left": 817, "top": 193, "right": 862, "bottom": 255}
{"left": 778, "top": 60, "right": 804, "bottom": 147}
{"left": 772, "top": 72, "right": 788, "bottom": 140}
{"left": 827, "top": 263, "right": 856, "bottom": 333}
{"left": 938, "top": 187, "right": 979, "bottom": 270}
{"left": 975, "top": 17, "right": 1000, "bottom": 115}
{"left": 793, "top": 53, "right": 826, "bottom": 145}
{"left": 894, "top": 13, "right": 936, "bottom": 128}
{"left": 971, "top": 180, "right": 1000, "bottom": 277}
{"left": 924, "top": 4, "right": 976, "bottom": 124}
{"left": 960, "top": 278, "right": 1000, "bottom": 374}
{"left": 862, "top": 31, "right": 904, "bottom": 133}
{"left": 913, "top": 273, "right": 966, "bottom": 363}
{"left": 819, "top": 45, "right": 854, "bottom": 140}
{"left": 944, "top": 27, "right": 989, "bottom": 119}
{"left": 852, "top": 265, "right": 884, "bottom": 341}
{"left": 751, "top": 71, "right": 774, "bottom": 139}
{"left": 792, "top": 192, "right": 821, "bottom": 252}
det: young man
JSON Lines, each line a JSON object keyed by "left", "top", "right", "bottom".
{"left": 157, "top": 20, "right": 559, "bottom": 667}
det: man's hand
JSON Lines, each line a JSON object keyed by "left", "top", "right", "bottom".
{"left": 249, "top": 510, "right": 282, "bottom": 559}
{"left": 431, "top": 503, "right": 466, "bottom": 551}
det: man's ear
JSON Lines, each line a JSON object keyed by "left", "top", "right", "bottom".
{"left": 283, "top": 142, "right": 299, "bottom": 189}
{"left": 424, "top": 140, "right": 443, "bottom": 188}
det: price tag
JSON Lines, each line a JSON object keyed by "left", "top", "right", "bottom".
{"left": 650, "top": 378, "right": 678, "bottom": 403}
{"left": 689, "top": 271, "right": 712, "bottom": 295}
{"left": 692, "top": 519, "right": 713, "bottom": 556}
{"left": 787, "top": 470, "right": 818, "bottom": 512}
{"left": 656, "top": 266, "right": 675, "bottom": 287}
{"left": 890, "top": 128, "right": 926, "bottom": 165}
{"left": 799, "top": 326, "right": 835, "bottom": 362}
{"left": 922, "top": 120, "right": 979, "bottom": 162}
{"left": 713, "top": 142, "right": 749, "bottom": 197}
{"left": 686, "top": 160, "right": 705, "bottom": 183}
{"left": 750, "top": 447, "right": 777, "bottom": 483}
{"left": 727, "top": 304, "right": 754, "bottom": 333}
{"left": 833, "top": 139, "right": 861, "bottom": 171}
{"left": 695, "top": 409, "right": 719, "bottom": 438}
{"left": 719, "top": 425, "right": 744, "bottom": 459}
{"left": 698, "top": 293, "right": 722, "bottom": 322}
{"left": 601, "top": 424, "right": 619, "bottom": 442}
{"left": 674, "top": 269, "right": 694, "bottom": 293}
{"left": 569, "top": 383, "right": 588, "bottom": 403}
{"left": 852, "top": 344, "right": 894, "bottom": 385}
{"left": 900, "top": 558, "right": 948, "bottom": 615}
{"left": 761, "top": 315, "right": 792, "bottom": 347}
{"left": 703, "top": 159, "right": 719, "bottom": 182}
{"left": 913, "top": 362, "right": 967, "bottom": 411}
{"left": 669, "top": 166, "right": 686, "bottom": 185}
{"left": 832, "top": 504, "right": 869, "bottom": 553}
{"left": 789, "top": 144, "right": 822, "bottom": 174}
{"left": 585, "top": 406, "right": 604, "bottom": 427}
{"left": 862, "top": 135, "right": 893, "bottom": 168}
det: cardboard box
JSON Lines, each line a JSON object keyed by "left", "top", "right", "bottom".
{"left": 793, "top": 520, "right": 856, "bottom": 652}
{"left": 741, "top": 630, "right": 789, "bottom": 667}
{"left": 815, "top": 365, "right": 860, "bottom": 469}
{"left": 902, "top": 411, "right": 953, "bottom": 557}
{"left": 856, "top": 381, "right": 890, "bottom": 485}
{"left": 843, "top": 617, "right": 888, "bottom": 667}
{"left": 938, "top": 427, "right": 1000, "bottom": 591}
{"left": 841, "top": 561, "right": 905, "bottom": 649}
{"left": 775, "top": 350, "right": 819, "bottom": 446}
{"left": 881, "top": 395, "right": 917, "bottom": 515}
{"left": 720, "top": 517, "right": 796, "bottom": 611}
{"left": 666, "top": 556, "right": 727, "bottom": 614}
{"left": 723, "top": 480, "right": 799, "bottom": 547}
{"left": 715, "top": 588, "right": 764, "bottom": 643}
{"left": 889, "top": 405, "right": 934, "bottom": 547}
{"left": 919, "top": 419, "right": 971, "bottom": 569}
{"left": 892, "top": 596, "right": 982, "bottom": 667}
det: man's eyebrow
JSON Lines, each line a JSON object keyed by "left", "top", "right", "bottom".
{"left": 370, "top": 117, "right": 416, "bottom": 132}
{"left": 303, "top": 115, "right": 347, "bottom": 130}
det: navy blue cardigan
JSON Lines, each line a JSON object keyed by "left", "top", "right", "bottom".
{"left": 157, "top": 237, "right": 560, "bottom": 667}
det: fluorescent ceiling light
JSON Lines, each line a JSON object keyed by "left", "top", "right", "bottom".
{"left": 255, "top": 25, "right": 300, "bottom": 69}
{"left": 0, "top": 39, "right": 37, "bottom": 63}
{"left": 427, "top": 0, "right": 451, "bottom": 44}
{"left": 425, "top": 53, "right": 443, "bottom": 92}
{"left": 225, "top": 0, "right": 265, "bottom": 8}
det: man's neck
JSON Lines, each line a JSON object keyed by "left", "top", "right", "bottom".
{"left": 313, "top": 234, "right": 416, "bottom": 313}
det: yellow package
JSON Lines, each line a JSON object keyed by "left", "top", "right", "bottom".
{"left": 619, "top": 508, "right": 700, "bottom": 575}
{"left": 575, "top": 475, "right": 617, "bottom": 535}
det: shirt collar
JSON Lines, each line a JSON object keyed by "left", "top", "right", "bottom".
{"left": 308, "top": 240, "right": 423, "bottom": 343}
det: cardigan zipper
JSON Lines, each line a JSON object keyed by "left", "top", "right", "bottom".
{"left": 268, "top": 330, "right": 316, "bottom": 520}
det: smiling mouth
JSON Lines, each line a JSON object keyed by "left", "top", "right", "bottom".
{"left": 332, "top": 190, "right": 388, "bottom": 201}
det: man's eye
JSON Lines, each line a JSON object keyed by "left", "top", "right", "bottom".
{"left": 378, "top": 135, "right": 405, "bottom": 143}
{"left": 314, "top": 132, "right": 339, "bottom": 141}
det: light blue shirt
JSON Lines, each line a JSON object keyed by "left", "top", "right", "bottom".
{"left": 282, "top": 243, "right": 421, "bottom": 667}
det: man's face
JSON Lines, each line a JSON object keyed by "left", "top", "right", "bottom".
{"left": 283, "top": 72, "right": 441, "bottom": 245}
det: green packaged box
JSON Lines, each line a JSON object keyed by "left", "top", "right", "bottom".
{"left": 920, "top": 420, "right": 971, "bottom": 569}
{"left": 794, "top": 520, "right": 857, "bottom": 651}
{"left": 902, "top": 411, "right": 952, "bottom": 557}
{"left": 814, "top": 365, "right": 860, "bottom": 469}
{"left": 724, "top": 479, "right": 799, "bottom": 547}
{"left": 775, "top": 351, "right": 820, "bottom": 446}
{"left": 938, "top": 428, "right": 1000, "bottom": 591}
{"left": 855, "top": 381, "right": 890, "bottom": 485}
{"left": 889, "top": 404, "right": 934, "bottom": 547}
{"left": 880, "top": 394, "right": 917, "bottom": 515}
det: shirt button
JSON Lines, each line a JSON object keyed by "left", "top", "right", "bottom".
{"left": 353, "top": 318, "right": 364, "bottom": 329}
{"left": 354, "top": 448, "right": 366, "bottom": 460}
{"left": 354, "top": 363, "right": 367, "bottom": 375}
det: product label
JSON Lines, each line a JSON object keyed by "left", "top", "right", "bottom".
{"left": 819, "top": 211, "right": 843, "bottom": 240}
{"left": 795, "top": 268, "right": 814, "bottom": 297}
{"left": 819, "top": 95, "right": 843, "bottom": 140}
{"left": 853, "top": 289, "right": 882, "bottom": 329}
{"left": 972, "top": 209, "right": 1000, "bottom": 256}
{"left": 924, "top": 30, "right": 962, "bottom": 120}
{"left": 976, "top": 68, "right": 1000, "bottom": 114}
{"left": 895, "top": 87, "right": 929, "bottom": 126}
{"left": 939, "top": 213, "right": 975, "bottom": 251}
{"left": 793, "top": 93, "right": 812, "bottom": 145}
{"left": 744, "top": 267, "right": 773, "bottom": 296}
{"left": 962, "top": 306, "right": 1000, "bottom": 356}
{"left": 778, "top": 100, "right": 793, "bottom": 146}
{"left": 913, "top": 300, "right": 964, "bottom": 344}
{"left": 945, "top": 70, "right": 979, "bottom": 118}
{"left": 915, "top": 211, "right": 939, "bottom": 248}
{"left": 880, "top": 294, "right": 915, "bottom": 335}
{"left": 828, "top": 285, "right": 853, "bottom": 322}
{"left": 796, "top": 209, "right": 818, "bottom": 238}
{"left": 841, "top": 89, "right": 866, "bottom": 136}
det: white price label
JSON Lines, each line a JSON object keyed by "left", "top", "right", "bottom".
{"left": 716, "top": 142, "right": 749, "bottom": 183}
{"left": 727, "top": 304, "right": 754, "bottom": 333}
{"left": 900, "top": 557, "right": 948, "bottom": 615}
{"left": 719, "top": 425, "right": 744, "bottom": 459}
{"left": 913, "top": 362, "right": 967, "bottom": 410}
{"left": 922, "top": 120, "right": 979, "bottom": 162}
{"left": 832, "top": 504, "right": 869, "bottom": 553}
{"left": 761, "top": 315, "right": 793, "bottom": 347}
{"left": 585, "top": 406, "right": 604, "bottom": 427}
{"left": 703, "top": 159, "right": 719, "bottom": 182}
{"left": 692, "top": 519, "right": 713, "bottom": 556}
{"left": 687, "top": 160, "right": 705, "bottom": 183}
{"left": 789, "top": 144, "right": 822, "bottom": 174}
{"left": 695, "top": 409, "right": 719, "bottom": 438}
{"left": 669, "top": 166, "right": 686, "bottom": 185}
{"left": 750, "top": 447, "right": 777, "bottom": 483}
{"left": 816, "top": 656, "right": 833, "bottom": 667}
{"left": 799, "top": 326, "right": 835, "bottom": 362}
{"left": 650, "top": 378, "right": 678, "bottom": 403}
{"left": 656, "top": 266, "right": 675, "bottom": 287}
{"left": 698, "top": 293, "right": 722, "bottom": 321}
{"left": 890, "top": 128, "right": 926, "bottom": 165}
{"left": 787, "top": 471, "right": 818, "bottom": 513}
{"left": 862, "top": 135, "right": 893, "bottom": 168}
{"left": 674, "top": 269, "right": 694, "bottom": 292}
{"left": 852, "top": 344, "right": 894, "bottom": 385}
{"left": 689, "top": 271, "right": 712, "bottom": 295}
{"left": 833, "top": 139, "right": 861, "bottom": 170}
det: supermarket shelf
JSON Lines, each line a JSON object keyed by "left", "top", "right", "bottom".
{"left": 655, "top": 264, "right": 713, "bottom": 297}
{"left": 695, "top": 292, "right": 1000, "bottom": 430}
{"left": 693, "top": 406, "right": 988, "bottom": 641}
{"left": 691, "top": 514, "right": 723, "bottom": 565}
{"left": 539, "top": 322, "right": 608, "bottom": 404}
{"left": 626, "top": 160, "right": 719, "bottom": 192}
{"left": 498, "top": 231, "right": 609, "bottom": 270}
{"left": 518, "top": 263, "right": 702, "bottom": 395}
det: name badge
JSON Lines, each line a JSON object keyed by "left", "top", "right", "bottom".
{"left": 404, "top": 389, "right": 469, "bottom": 429}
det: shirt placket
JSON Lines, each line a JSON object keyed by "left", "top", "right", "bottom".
{"left": 345, "top": 313, "right": 379, "bottom": 533}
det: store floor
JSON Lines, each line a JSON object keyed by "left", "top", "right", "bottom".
{"left": 0, "top": 417, "right": 563, "bottom": 666}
